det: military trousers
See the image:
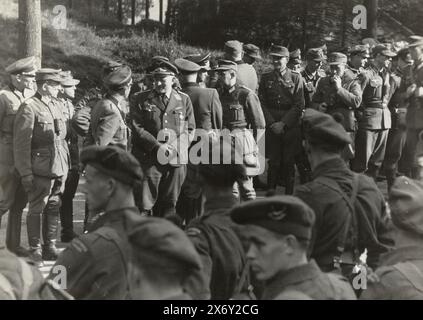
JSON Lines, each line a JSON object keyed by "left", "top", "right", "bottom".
{"left": 233, "top": 176, "right": 256, "bottom": 200}
{"left": 352, "top": 129, "right": 389, "bottom": 178}
{"left": 402, "top": 128, "right": 423, "bottom": 179}
{"left": 383, "top": 127, "right": 407, "bottom": 187}
{"left": 0, "top": 164, "right": 28, "bottom": 250}
{"left": 27, "top": 175, "right": 66, "bottom": 249}
{"left": 59, "top": 169, "right": 80, "bottom": 239}
{"left": 176, "top": 163, "right": 203, "bottom": 224}
{"left": 138, "top": 162, "right": 187, "bottom": 217}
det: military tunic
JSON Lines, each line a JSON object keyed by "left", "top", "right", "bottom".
{"left": 48, "top": 207, "right": 141, "bottom": 300}
{"left": 236, "top": 61, "right": 259, "bottom": 93}
{"left": 263, "top": 260, "right": 356, "bottom": 300}
{"left": 259, "top": 68, "right": 305, "bottom": 192}
{"left": 361, "top": 246, "right": 423, "bottom": 300}
{"left": 130, "top": 89, "right": 195, "bottom": 216}
{"left": 352, "top": 65, "right": 392, "bottom": 177}
{"left": 301, "top": 68, "right": 326, "bottom": 108}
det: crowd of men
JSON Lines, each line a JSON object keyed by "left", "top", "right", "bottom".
{"left": 1, "top": 34, "right": 423, "bottom": 300}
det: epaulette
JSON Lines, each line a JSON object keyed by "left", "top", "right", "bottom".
{"left": 69, "top": 237, "right": 89, "bottom": 253}
{"left": 186, "top": 227, "right": 202, "bottom": 237}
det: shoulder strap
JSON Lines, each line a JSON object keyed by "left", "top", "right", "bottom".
{"left": 392, "top": 261, "right": 423, "bottom": 293}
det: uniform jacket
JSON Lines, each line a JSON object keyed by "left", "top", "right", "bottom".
{"left": 357, "top": 64, "right": 391, "bottom": 130}
{"left": 361, "top": 246, "right": 423, "bottom": 300}
{"left": 388, "top": 66, "right": 413, "bottom": 130}
{"left": 259, "top": 68, "right": 305, "bottom": 129}
{"left": 130, "top": 89, "right": 195, "bottom": 165}
{"left": 184, "top": 195, "right": 248, "bottom": 300}
{"left": 218, "top": 84, "right": 265, "bottom": 131}
{"left": 90, "top": 95, "right": 128, "bottom": 149}
{"left": 182, "top": 82, "right": 222, "bottom": 131}
{"left": 13, "top": 93, "right": 69, "bottom": 178}
{"left": 263, "top": 260, "right": 356, "bottom": 300}
{"left": 344, "top": 64, "right": 363, "bottom": 84}
{"left": 312, "top": 75, "right": 362, "bottom": 131}
{"left": 406, "top": 57, "right": 423, "bottom": 129}
{"left": 236, "top": 61, "right": 259, "bottom": 93}
{"left": 301, "top": 67, "right": 326, "bottom": 108}
{"left": 49, "top": 207, "right": 141, "bottom": 300}
{"left": 0, "top": 85, "right": 33, "bottom": 166}
{"left": 295, "top": 157, "right": 394, "bottom": 270}
{"left": 58, "top": 97, "right": 79, "bottom": 170}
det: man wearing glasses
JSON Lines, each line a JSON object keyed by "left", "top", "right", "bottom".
{"left": 14, "top": 68, "right": 69, "bottom": 265}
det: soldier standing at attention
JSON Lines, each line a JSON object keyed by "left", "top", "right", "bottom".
{"left": 259, "top": 45, "right": 305, "bottom": 194}
{"left": 383, "top": 48, "right": 414, "bottom": 190}
{"left": 130, "top": 61, "right": 195, "bottom": 217}
{"left": 174, "top": 58, "right": 223, "bottom": 223}
{"left": 14, "top": 68, "right": 69, "bottom": 264}
{"left": 0, "top": 56, "right": 36, "bottom": 256}
{"left": 215, "top": 60, "right": 266, "bottom": 200}
{"left": 57, "top": 71, "right": 81, "bottom": 242}
{"left": 352, "top": 45, "right": 397, "bottom": 179}
{"left": 48, "top": 145, "right": 144, "bottom": 299}
{"left": 224, "top": 40, "right": 258, "bottom": 93}
{"left": 361, "top": 176, "right": 423, "bottom": 299}
{"left": 231, "top": 196, "right": 356, "bottom": 300}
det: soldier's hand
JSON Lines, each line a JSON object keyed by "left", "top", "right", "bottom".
{"left": 270, "top": 121, "right": 285, "bottom": 135}
{"left": 21, "top": 175, "right": 34, "bottom": 193}
{"left": 406, "top": 84, "right": 417, "bottom": 98}
{"left": 333, "top": 75, "right": 342, "bottom": 90}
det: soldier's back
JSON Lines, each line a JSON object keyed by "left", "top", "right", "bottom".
{"left": 237, "top": 63, "right": 258, "bottom": 92}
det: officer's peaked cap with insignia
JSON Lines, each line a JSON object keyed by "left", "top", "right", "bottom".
{"left": 35, "top": 68, "right": 63, "bottom": 82}
{"left": 231, "top": 196, "right": 315, "bottom": 240}
{"left": 5, "top": 56, "right": 37, "bottom": 76}
{"left": 306, "top": 48, "right": 325, "bottom": 62}
{"left": 213, "top": 59, "right": 238, "bottom": 72}
{"left": 102, "top": 60, "right": 123, "bottom": 75}
{"left": 81, "top": 145, "right": 143, "bottom": 187}
{"left": 302, "top": 109, "right": 352, "bottom": 147}
{"left": 269, "top": 45, "right": 289, "bottom": 58}
{"left": 174, "top": 58, "right": 201, "bottom": 73}
{"left": 372, "top": 44, "right": 397, "bottom": 57}
{"left": 184, "top": 52, "right": 211, "bottom": 66}
{"left": 104, "top": 65, "right": 132, "bottom": 90}
{"left": 409, "top": 35, "right": 423, "bottom": 48}
{"left": 389, "top": 176, "right": 423, "bottom": 236}
{"left": 128, "top": 216, "right": 202, "bottom": 271}
{"left": 59, "top": 70, "right": 80, "bottom": 86}
{"left": 151, "top": 60, "right": 179, "bottom": 76}
{"left": 348, "top": 45, "right": 370, "bottom": 58}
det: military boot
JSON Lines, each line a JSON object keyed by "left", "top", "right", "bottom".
{"left": 27, "top": 214, "right": 43, "bottom": 267}
{"left": 42, "top": 214, "right": 60, "bottom": 261}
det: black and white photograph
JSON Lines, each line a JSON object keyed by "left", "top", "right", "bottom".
{"left": 0, "top": 0, "right": 423, "bottom": 306}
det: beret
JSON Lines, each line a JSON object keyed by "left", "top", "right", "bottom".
{"left": 269, "top": 45, "right": 289, "bottom": 58}
{"left": 104, "top": 65, "right": 132, "bottom": 89}
{"left": 389, "top": 176, "right": 423, "bottom": 236}
{"left": 327, "top": 52, "right": 348, "bottom": 65}
{"left": 5, "top": 56, "right": 37, "bottom": 75}
{"left": 35, "top": 68, "right": 63, "bottom": 82}
{"left": 174, "top": 58, "right": 201, "bottom": 73}
{"left": 213, "top": 59, "right": 238, "bottom": 72}
{"left": 306, "top": 48, "right": 325, "bottom": 62}
{"left": 128, "top": 217, "right": 202, "bottom": 271}
{"left": 81, "top": 145, "right": 143, "bottom": 187}
{"left": 231, "top": 195, "right": 316, "bottom": 240}
{"left": 302, "top": 109, "right": 352, "bottom": 147}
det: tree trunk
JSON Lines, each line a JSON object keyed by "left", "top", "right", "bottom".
{"left": 68, "top": 0, "right": 73, "bottom": 9}
{"left": 364, "top": 0, "right": 378, "bottom": 38}
{"left": 117, "top": 0, "right": 123, "bottom": 23}
{"left": 146, "top": 0, "right": 150, "bottom": 19}
{"left": 301, "top": 0, "right": 307, "bottom": 50}
{"left": 165, "top": 0, "right": 172, "bottom": 33}
{"left": 88, "top": 0, "right": 93, "bottom": 21}
{"left": 159, "top": 0, "right": 163, "bottom": 23}
{"left": 18, "top": 0, "right": 41, "bottom": 68}
{"left": 341, "top": 0, "right": 348, "bottom": 47}
{"left": 131, "top": 0, "right": 136, "bottom": 25}
{"left": 104, "top": 0, "right": 109, "bottom": 15}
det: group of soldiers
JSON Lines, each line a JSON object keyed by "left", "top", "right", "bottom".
{"left": 1, "top": 34, "right": 423, "bottom": 300}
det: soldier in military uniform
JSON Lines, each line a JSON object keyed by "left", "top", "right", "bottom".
{"left": 224, "top": 40, "right": 258, "bottom": 93}
{"left": 214, "top": 60, "right": 265, "bottom": 200}
{"left": 127, "top": 217, "right": 202, "bottom": 300}
{"left": 295, "top": 109, "right": 393, "bottom": 277}
{"left": 185, "top": 52, "right": 212, "bottom": 89}
{"left": 243, "top": 44, "right": 262, "bottom": 67}
{"left": 89, "top": 65, "right": 132, "bottom": 150}
{"left": 0, "top": 57, "right": 36, "bottom": 256}
{"left": 312, "top": 52, "right": 362, "bottom": 159}
{"left": 174, "top": 58, "right": 223, "bottom": 223}
{"left": 352, "top": 45, "right": 397, "bottom": 179}
{"left": 184, "top": 141, "right": 251, "bottom": 300}
{"left": 57, "top": 71, "right": 81, "bottom": 242}
{"left": 130, "top": 61, "right": 195, "bottom": 217}
{"left": 231, "top": 196, "right": 356, "bottom": 300}
{"left": 383, "top": 48, "right": 414, "bottom": 189}
{"left": 287, "top": 49, "right": 302, "bottom": 73}
{"left": 48, "top": 145, "right": 144, "bottom": 299}
{"left": 361, "top": 176, "right": 423, "bottom": 299}
{"left": 344, "top": 45, "right": 370, "bottom": 84}
{"left": 259, "top": 45, "right": 305, "bottom": 194}
{"left": 14, "top": 69, "right": 69, "bottom": 264}
{"left": 402, "top": 36, "right": 423, "bottom": 180}
{"left": 302, "top": 48, "right": 326, "bottom": 108}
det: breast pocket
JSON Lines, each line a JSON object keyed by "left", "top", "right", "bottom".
{"left": 230, "top": 104, "right": 244, "bottom": 122}
{"left": 34, "top": 114, "right": 54, "bottom": 141}
{"left": 141, "top": 103, "right": 155, "bottom": 121}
